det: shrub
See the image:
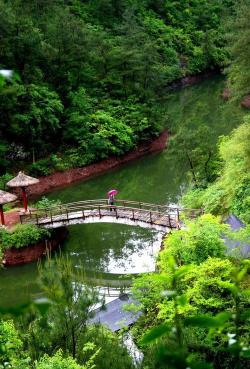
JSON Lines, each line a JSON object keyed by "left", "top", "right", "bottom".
{"left": 181, "top": 188, "right": 205, "bottom": 209}
{"left": 34, "top": 197, "right": 62, "bottom": 210}
{"left": 160, "top": 214, "right": 227, "bottom": 266}
{"left": 0, "top": 173, "right": 13, "bottom": 190}
{"left": 36, "top": 350, "right": 86, "bottom": 369}
{"left": 0, "top": 224, "right": 50, "bottom": 249}
{"left": 0, "top": 320, "right": 29, "bottom": 369}
{"left": 29, "top": 158, "right": 54, "bottom": 177}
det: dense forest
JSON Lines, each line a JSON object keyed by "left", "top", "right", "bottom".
{"left": 0, "top": 0, "right": 233, "bottom": 176}
{"left": 1, "top": 0, "right": 250, "bottom": 369}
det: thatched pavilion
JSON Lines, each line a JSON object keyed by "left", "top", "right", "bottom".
{"left": 0, "top": 190, "right": 17, "bottom": 225}
{"left": 7, "top": 171, "right": 39, "bottom": 211}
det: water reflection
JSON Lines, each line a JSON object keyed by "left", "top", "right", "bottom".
{"left": 65, "top": 223, "right": 162, "bottom": 274}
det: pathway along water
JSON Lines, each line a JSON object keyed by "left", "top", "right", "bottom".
{"left": 0, "top": 76, "right": 244, "bottom": 307}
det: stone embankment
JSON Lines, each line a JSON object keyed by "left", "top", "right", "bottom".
{"left": 3, "top": 227, "right": 68, "bottom": 266}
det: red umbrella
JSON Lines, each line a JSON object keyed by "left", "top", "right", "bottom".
{"left": 107, "top": 189, "right": 118, "bottom": 196}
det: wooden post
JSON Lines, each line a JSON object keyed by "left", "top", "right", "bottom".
{"left": 50, "top": 211, "right": 53, "bottom": 225}
{"left": 150, "top": 211, "right": 152, "bottom": 224}
{"left": 21, "top": 186, "right": 28, "bottom": 212}
{"left": 0, "top": 204, "right": 5, "bottom": 225}
{"left": 98, "top": 205, "right": 101, "bottom": 218}
{"left": 168, "top": 214, "right": 172, "bottom": 229}
{"left": 66, "top": 209, "right": 69, "bottom": 222}
{"left": 132, "top": 209, "right": 135, "bottom": 221}
{"left": 177, "top": 208, "right": 180, "bottom": 222}
{"left": 82, "top": 210, "right": 85, "bottom": 219}
{"left": 19, "top": 214, "right": 23, "bottom": 224}
{"left": 115, "top": 207, "right": 118, "bottom": 219}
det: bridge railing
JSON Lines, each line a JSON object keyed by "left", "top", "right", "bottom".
{"left": 19, "top": 199, "right": 203, "bottom": 228}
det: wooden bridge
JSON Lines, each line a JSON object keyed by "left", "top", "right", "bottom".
{"left": 20, "top": 199, "right": 202, "bottom": 231}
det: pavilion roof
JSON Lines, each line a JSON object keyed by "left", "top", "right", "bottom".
{"left": 0, "top": 190, "right": 17, "bottom": 205}
{"left": 7, "top": 171, "right": 39, "bottom": 188}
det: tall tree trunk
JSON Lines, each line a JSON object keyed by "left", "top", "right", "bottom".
{"left": 186, "top": 150, "right": 198, "bottom": 186}
{"left": 204, "top": 150, "right": 212, "bottom": 182}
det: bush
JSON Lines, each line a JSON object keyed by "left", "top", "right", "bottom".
{"left": 36, "top": 350, "right": 86, "bottom": 369}
{"left": 0, "top": 173, "right": 13, "bottom": 190}
{"left": 0, "top": 224, "right": 50, "bottom": 249}
{"left": 29, "top": 158, "right": 54, "bottom": 177}
{"left": 160, "top": 214, "right": 227, "bottom": 266}
{"left": 181, "top": 188, "right": 205, "bottom": 209}
{"left": 34, "top": 197, "right": 62, "bottom": 210}
{"left": 0, "top": 320, "right": 29, "bottom": 369}
{"left": 231, "top": 175, "right": 250, "bottom": 223}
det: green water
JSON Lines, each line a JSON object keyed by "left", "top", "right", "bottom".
{"left": 0, "top": 76, "right": 244, "bottom": 307}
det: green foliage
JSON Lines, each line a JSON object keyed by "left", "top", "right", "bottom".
{"left": 133, "top": 257, "right": 250, "bottom": 369}
{"left": 0, "top": 320, "right": 30, "bottom": 369}
{"left": 190, "top": 116, "right": 250, "bottom": 222}
{"left": 34, "top": 197, "right": 62, "bottom": 210}
{"left": 225, "top": 0, "right": 250, "bottom": 100}
{"left": 0, "top": 224, "right": 50, "bottom": 250}
{"left": 25, "top": 257, "right": 100, "bottom": 361}
{"left": 78, "top": 326, "right": 135, "bottom": 369}
{"left": 160, "top": 214, "right": 227, "bottom": 266}
{"left": 0, "top": 173, "right": 13, "bottom": 190}
{"left": 35, "top": 350, "right": 86, "bottom": 369}
{"left": 181, "top": 188, "right": 205, "bottom": 209}
{"left": 0, "top": 0, "right": 233, "bottom": 174}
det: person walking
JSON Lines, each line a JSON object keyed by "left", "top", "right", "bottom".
{"left": 108, "top": 194, "right": 114, "bottom": 211}
{"left": 107, "top": 189, "right": 118, "bottom": 212}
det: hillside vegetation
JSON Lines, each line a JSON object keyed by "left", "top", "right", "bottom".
{"left": 1, "top": 1, "right": 250, "bottom": 369}
{"left": 0, "top": 0, "right": 232, "bottom": 175}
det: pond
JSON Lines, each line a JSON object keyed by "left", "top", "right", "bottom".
{"left": 0, "top": 75, "right": 244, "bottom": 307}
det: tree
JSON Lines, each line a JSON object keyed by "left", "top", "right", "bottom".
{"left": 185, "top": 117, "right": 250, "bottom": 221}
{"left": 225, "top": 0, "right": 250, "bottom": 99}
{"left": 26, "top": 257, "right": 100, "bottom": 360}
{"left": 14, "top": 84, "right": 63, "bottom": 162}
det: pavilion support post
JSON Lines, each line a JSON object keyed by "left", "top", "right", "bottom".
{"left": 0, "top": 204, "right": 5, "bottom": 225}
{"left": 21, "top": 186, "right": 28, "bottom": 212}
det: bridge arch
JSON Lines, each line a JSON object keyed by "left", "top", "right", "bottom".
{"left": 20, "top": 199, "right": 201, "bottom": 232}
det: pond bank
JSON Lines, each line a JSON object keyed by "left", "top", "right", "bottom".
{"left": 25, "top": 130, "right": 169, "bottom": 198}
{"left": 3, "top": 227, "right": 68, "bottom": 266}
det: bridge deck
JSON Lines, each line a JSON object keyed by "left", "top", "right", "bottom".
{"left": 20, "top": 199, "right": 202, "bottom": 231}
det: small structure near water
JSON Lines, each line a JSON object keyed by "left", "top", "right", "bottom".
{"left": 224, "top": 215, "right": 250, "bottom": 258}
{"left": 91, "top": 293, "right": 141, "bottom": 332}
{"left": 0, "top": 190, "right": 17, "bottom": 225}
{"left": 7, "top": 171, "right": 39, "bottom": 212}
